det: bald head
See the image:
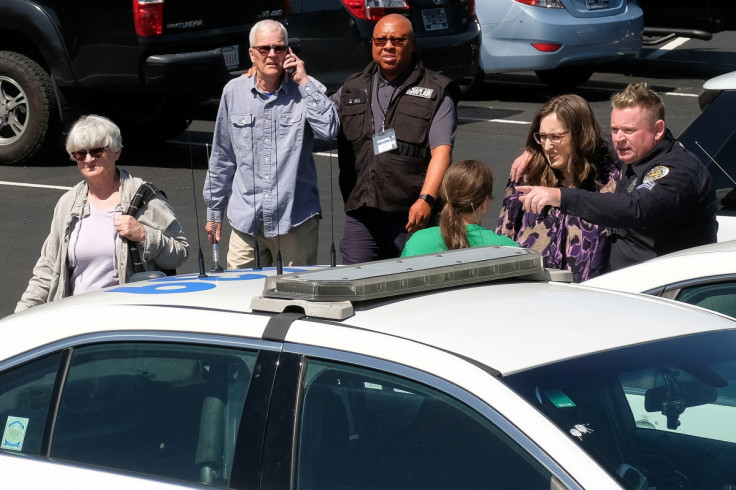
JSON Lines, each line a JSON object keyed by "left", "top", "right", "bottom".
{"left": 375, "top": 14, "right": 413, "bottom": 35}
{"left": 372, "top": 14, "right": 415, "bottom": 81}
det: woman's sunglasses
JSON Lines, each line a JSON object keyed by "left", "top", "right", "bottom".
{"left": 71, "top": 147, "right": 106, "bottom": 161}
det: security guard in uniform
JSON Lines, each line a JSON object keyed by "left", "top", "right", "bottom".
{"left": 332, "top": 14, "right": 459, "bottom": 264}
{"left": 515, "top": 83, "right": 717, "bottom": 271}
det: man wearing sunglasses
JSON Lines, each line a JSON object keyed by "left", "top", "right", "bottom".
{"left": 204, "top": 19, "right": 339, "bottom": 268}
{"left": 332, "top": 14, "right": 459, "bottom": 264}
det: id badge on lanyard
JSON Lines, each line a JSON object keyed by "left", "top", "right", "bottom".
{"left": 372, "top": 128, "right": 398, "bottom": 155}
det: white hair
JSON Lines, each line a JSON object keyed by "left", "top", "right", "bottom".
{"left": 249, "top": 19, "right": 288, "bottom": 46}
{"left": 65, "top": 114, "right": 123, "bottom": 156}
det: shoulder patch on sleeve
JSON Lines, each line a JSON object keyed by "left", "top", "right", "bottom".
{"left": 637, "top": 166, "right": 669, "bottom": 190}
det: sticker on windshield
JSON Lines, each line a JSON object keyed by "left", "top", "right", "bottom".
{"left": 570, "top": 423, "right": 594, "bottom": 441}
{"left": 2, "top": 416, "right": 29, "bottom": 451}
{"left": 542, "top": 388, "right": 576, "bottom": 408}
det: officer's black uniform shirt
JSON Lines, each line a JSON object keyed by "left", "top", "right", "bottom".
{"left": 560, "top": 129, "right": 718, "bottom": 271}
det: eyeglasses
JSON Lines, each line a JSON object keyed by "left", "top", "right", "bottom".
{"left": 372, "top": 36, "right": 409, "bottom": 47}
{"left": 71, "top": 147, "right": 106, "bottom": 161}
{"left": 252, "top": 45, "right": 288, "bottom": 56}
{"left": 533, "top": 131, "right": 569, "bottom": 145}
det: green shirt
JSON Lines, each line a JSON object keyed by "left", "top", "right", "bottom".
{"left": 401, "top": 224, "right": 519, "bottom": 257}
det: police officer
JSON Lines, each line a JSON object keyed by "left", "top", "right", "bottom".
{"left": 332, "top": 14, "right": 459, "bottom": 264}
{"left": 514, "top": 83, "right": 717, "bottom": 271}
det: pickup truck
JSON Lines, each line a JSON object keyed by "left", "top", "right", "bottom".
{"left": 0, "top": 0, "right": 286, "bottom": 164}
{"left": 638, "top": 0, "right": 736, "bottom": 42}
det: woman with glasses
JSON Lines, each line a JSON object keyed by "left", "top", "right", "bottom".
{"left": 16, "top": 115, "right": 189, "bottom": 312}
{"left": 401, "top": 160, "right": 518, "bottom": 256}
{"left": 496, "top": 94, "right": 619, "bottom": 282}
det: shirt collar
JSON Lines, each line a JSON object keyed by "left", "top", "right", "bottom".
{"left": 249, "top": 73, "right": 289, "bottom": 98}
{"left": 629, "top": 128, "right": 676, "bottom": 178}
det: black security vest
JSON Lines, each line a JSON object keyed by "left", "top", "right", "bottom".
{"left": 337, "top": 61, "right": 457, "bottom": 214}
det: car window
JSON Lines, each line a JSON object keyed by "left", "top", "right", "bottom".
{"left": 0, "top": 352, "right": 63, "bottom": 455}
{"left": 295, "top": 359, "right": 557, "bottom": 490}
{"left": 503, "top": 330, "right": 736, "bottom": 490}
{"left": 620, "top": 365, "right": 736, "bottom": 443}
{"left": 675, "top": 281, "right": 736, "bottom": 317}
{"left": 49, "top": 343, "right": 257, "bottom": 487}
{"left": 680, "top": 90, "right": 736, "bottom": 213}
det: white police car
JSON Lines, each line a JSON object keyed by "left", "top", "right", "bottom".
{"left": 2, "top": 246, "right": 736, "bottom": 490}
{"left": 678, "top": 70, "right": 736, "bottom": 242}
{"left": 583, "top": 240, "right": 736, "bottom": 319}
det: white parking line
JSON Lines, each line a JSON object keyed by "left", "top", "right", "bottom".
{"left": 0, "top": 180, "right": 72, "bottom": 191}
{"left": 3, "top": 78, "right": 703, "bottom": 181}
{"left": 664, "top": 92, "right": 699, "bottom": 97}
{"left": 646, "top": 37, "right": 690, "bottom": 60}
{"left": 460, "top": 117, "right": 531, "bottom": 125}
{"left": 457, "top": 87, "right": 699, "bottom": 126}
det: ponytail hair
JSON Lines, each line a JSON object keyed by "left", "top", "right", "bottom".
{"left": 439, "top": 160, "right": 494, "bottom": 250}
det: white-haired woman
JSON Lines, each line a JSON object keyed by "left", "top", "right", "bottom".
{"left": 16, "top": 115, "right": 190, "bottom": 312}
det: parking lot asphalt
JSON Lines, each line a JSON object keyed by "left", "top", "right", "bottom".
{"left": 1, "top": 31, "right": 735, "bottom": 319}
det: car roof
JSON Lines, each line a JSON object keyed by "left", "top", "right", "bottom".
{"left": 582, "top": 240, "right": 736, "bottom": 294}
{"left": 703, "top": 70, "right": 736, "bottom": 91}
{"left": 3, "top": 248, "right": 735, "bottom": 376}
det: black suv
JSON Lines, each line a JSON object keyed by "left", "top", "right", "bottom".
{"left": 286, "top": 0, "right": 481, "bottom": 93}
{"left": 639, "top": 0, "right": 736, "bottom": 40}
{"left": 0, "top": 0, "right": 287, "bottom": 164}
{"left": 0, "top": 0, "right": 479, "bottom": 165}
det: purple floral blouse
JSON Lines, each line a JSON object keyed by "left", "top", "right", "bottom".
{"left": 496, "top": 166, "right": 619, "bottom": 282}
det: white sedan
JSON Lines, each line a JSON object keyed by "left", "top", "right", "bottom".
{"left": 678, "top": 71, "right": 736, "bottom": 242}
{"left": 2, "top": 247, "right": 736, "bottom": 489}
{"left": 477, "top": 0, "right": 643, "bottom": 88}
{"left": 583, "top": 240, "right": 736, "bottom": 318}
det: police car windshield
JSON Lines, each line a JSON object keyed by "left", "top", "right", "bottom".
{"left": 502, "top": 329, "right": 736, "bottom": 490}
{"left": 680, "top": 90, "right": 736, "bottom": 214}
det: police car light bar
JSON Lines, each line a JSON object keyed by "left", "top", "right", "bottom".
{"left": 252, "top": 247, "right": 543, "bottom": 315}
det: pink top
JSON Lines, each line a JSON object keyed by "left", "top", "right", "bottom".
{"left": 68, "top": 202, "right": 119, "bottom": 295}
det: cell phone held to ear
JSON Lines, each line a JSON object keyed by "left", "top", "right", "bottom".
{"left": 285, "top": 48, "right": 296, "bottom": 77}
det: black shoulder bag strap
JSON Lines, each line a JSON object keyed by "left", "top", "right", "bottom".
{"left": 123, "top": 182, "right": 175, "bottom": 276}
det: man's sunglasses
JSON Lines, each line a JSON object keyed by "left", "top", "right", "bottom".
{"left": 253, "top": 45, "right": 288, "bottom": 56}
{"left": 372, "top": 36, "right": 409, "bottom": 47}
{"left": 71, "top": 147, "right": 106, "bottom": 161}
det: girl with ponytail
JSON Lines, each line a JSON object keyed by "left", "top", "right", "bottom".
{"left": 401, "top": 160, "right": 518, "bottom": 256}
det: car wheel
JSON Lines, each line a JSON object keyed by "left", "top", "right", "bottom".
{"left": 535, "top": 67, "right": 594, "bottom": 90}
{"left": 0, "top": 51, "right": 60, "bottom": 165}
{"left": 458, "top": 70, "right": 485, "bottom": 99}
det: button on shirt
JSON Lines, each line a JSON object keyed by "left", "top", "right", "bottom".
{"left": 204, "top": 75, "right": 339, "bottom": 237}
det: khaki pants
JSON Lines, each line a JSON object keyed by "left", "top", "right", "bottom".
{"left": 227, "top": 216, "right": 319, "bottom": 268}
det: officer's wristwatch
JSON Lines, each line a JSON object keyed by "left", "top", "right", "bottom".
{"left": 418, "top": 194, "right": 436, "bottom": 207}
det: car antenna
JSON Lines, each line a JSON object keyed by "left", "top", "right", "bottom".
{"left": 329, "top": 138, "right": 336, "bottom": 267}
{"left": 249, "top": 135, "right": 262, "bottom": 270}
{"left": 696, "top": 140, "right": 736, "bottom": 185}
{"left": 274, "top": 138, "right": 283, "bottom": 275}
{"left": 204, "top": 143, "right": 224, "bottom": 272}
{"left": 186, "top": 119, "right": 208, "bottom": 278}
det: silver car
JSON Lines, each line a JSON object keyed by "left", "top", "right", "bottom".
{"left": 477, "top": 0, "right": 644, "bottom": 88}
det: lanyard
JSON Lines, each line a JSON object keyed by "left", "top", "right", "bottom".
{"left": 377, "top": 83, "right": 398, "bottom": 132}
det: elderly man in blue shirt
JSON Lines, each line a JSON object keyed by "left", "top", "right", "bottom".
{"left": 204, "top": 19, "right": 339, "bottom": 268}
